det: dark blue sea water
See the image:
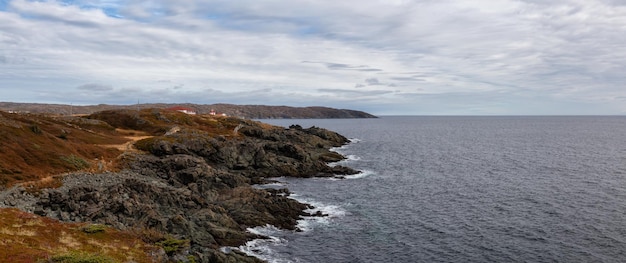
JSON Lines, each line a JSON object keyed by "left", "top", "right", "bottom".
{"left": 241, "top": 116, "right": 626, "bottom": 263}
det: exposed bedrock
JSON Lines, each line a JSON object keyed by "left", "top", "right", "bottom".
{"left": 26, "top": 121, "right": 357, "bottom": 262}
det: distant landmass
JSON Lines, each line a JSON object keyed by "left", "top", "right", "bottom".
{"left": 0, "top": 102, "right": 377, "bottom": 119}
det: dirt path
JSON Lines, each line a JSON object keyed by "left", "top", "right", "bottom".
{"left": 101, "top": 129, "right": 153, "bottom": 152}
{"left": 102, "top": 135, "right": 153, "bottom": 151}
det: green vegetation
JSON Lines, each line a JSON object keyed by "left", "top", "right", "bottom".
{"left": 0, "top": 108, "right": 292, "bottom": 262}
{"left": 0, "top": 208, "right": 161, "bottom": 263}
{"left": 60, "top": 155, "right": 90, "bottom": 170}
{"left": 156, "top": 235, "right": 190, "bottom": 255}
{"left": 48, "top": 252, "right": 115, "bottom": 263}
{"left": 30, "top": 124, "right": 42, "bottom": 134}
{"left": 81, "top": 224, "right": 107, "bottom": 234}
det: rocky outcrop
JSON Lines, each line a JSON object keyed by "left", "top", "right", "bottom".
{"left": 11, "top": 117, "right": 358, "bottom": 262}
{"left": 135, "top": 121, "right": 359, "bottom": 180}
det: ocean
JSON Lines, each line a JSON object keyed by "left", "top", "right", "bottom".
{"left": 241, "top": 116, "right": 626, "bottom": 262}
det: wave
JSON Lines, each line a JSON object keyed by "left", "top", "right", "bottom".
{"left": 343, "top": 169, "right": 375, "bottom": 179}
{"left": 344, "top": 154, "right": 362, "bottom": 162}
{"left": 289, "top": 195, "right": 347, "bottom": 232}
{"left": 232, "top": 225, "right": 294, "bottom": 263}
{"left": 252, "top": 181, "right": 288, "bottom": 190}
{"left": 328, "top": 154, "right": 362, "bottom": 168}
{"left": 330, "top": 138, "right": 361, "bottom": 153}
{"left": 232, "top": 195, "right": 346, "bottom": 262}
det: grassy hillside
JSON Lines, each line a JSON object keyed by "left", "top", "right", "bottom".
{"left": 0, "top": 208, "right": 164, "bottom": 262}
{"left": 0, "top": 108, "right": 259, "bottom": 188}
{"left": 0, "top": 109, "right": 276, "bottom": 262}
{"left": 0, "top": 111, "right": 125, "bottom": 187}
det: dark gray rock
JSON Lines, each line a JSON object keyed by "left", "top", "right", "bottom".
{"left": 11, "top": 121, "right": 357, "bottom": 262}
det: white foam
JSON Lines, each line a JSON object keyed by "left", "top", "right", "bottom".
{"left": 252, "top": 182, "right": 287, "bottom": 189}
{"left": 246, "top": 224, "right": 282, "bottom": 237}
{"left": 289, "top": 196, "right": 347, "bottom": 232}
{"left": 329, "top": 146, "right": 346, "bottom": 153}
{"left": 329, "top": 138, "right": 360, "bottom": 153}
{"left": 231, "top": 174, "right": 355, "bottom": 262}
{"left": 343, "top": 170, "right": 375, "bottom": 179}
{"left": 234, "top": 225, "right": 294, "bottom": 263}
{"left": 328, "top": 154, "right": 362, "bottom": 168}
{"left": 345, "top": 154, "right": 361, "bottom": 161}
{"left": 329, "top": 138, "right": 363, "bottom": 167}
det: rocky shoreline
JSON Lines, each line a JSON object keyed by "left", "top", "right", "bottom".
{"left": 0, "top": 110, "right": 358, "bottom": 262}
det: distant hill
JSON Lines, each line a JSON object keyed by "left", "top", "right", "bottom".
{"left": 0, "top": 102, "right": 377, "bottom": 119}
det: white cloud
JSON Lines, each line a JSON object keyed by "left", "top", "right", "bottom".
{"left": 1, "top": 0, "right": 626, "bottom": 114}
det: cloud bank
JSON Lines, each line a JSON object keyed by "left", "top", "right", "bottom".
{"left": 1, "top": 0, "right": 626, "bottom": 115}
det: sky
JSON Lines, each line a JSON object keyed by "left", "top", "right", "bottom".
{"left": 1, "top": 0, "right": 626, "bottom": 115}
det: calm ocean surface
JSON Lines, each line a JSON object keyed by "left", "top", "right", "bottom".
{"left": 243, "top": 116, "right": 626, "bottom": 263}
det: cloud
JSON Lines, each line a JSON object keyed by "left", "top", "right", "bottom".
{"left": 76, "top": 83, "right": 113, "bottom": 91}
{"left": 365, "top": 78, "right": 381, "bottom": 86}
{"left": 1, "top": 0, "right": 626, "bottom": 114}
{"left": 317, "top": 88, "right": 393, "bottom": 96}
{"left": 390, "top": 77, "right": 426, "bottom": 82}
{"left": 302, "top": 61, "right": 383, "bottom": 72}
{"left": 354, "top": 77, "right": 398, "bottom": 88}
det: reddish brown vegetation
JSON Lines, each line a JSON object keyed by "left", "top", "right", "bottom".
{"left": 0, "top": 208, "right": 163, "bottom": 263}
{"left": 0, "top": 109, "right": 269, "bottom": 189}
{"left": 0, "top": 112, "right": 126, "bottom": 187}
{"left": 0, "top": 109, "right": 270, "bottom": 262}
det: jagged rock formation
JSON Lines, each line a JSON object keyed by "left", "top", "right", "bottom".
{"left": 1, "top": 109, "right": 359, "bottom": 262}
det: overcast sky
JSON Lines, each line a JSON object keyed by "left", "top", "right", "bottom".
{"left": 1, "top": 0, "right": 625, "bottom": 115}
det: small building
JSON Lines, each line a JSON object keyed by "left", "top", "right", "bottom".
{"left": 209, "top": 109, "right": 227, "bottom": 116}
{"left": 166, "top": 106, "right": 197, "bottom": 115}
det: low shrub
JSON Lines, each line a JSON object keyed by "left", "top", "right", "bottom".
{"left": 30, "top": 125, "right": 42, "bottom": 134}
{"left": 48, "top": 251, "right": 115, "bottom": 263}
{"left": 60, "top": 155, "right": 90, "bottom": 170}
{"left": 81, "top": 224, "right": 107, "bottom": 234}
{"left": 156, "top": 236, "right": 189, "bottom": 255}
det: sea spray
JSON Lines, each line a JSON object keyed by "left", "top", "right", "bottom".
{"left": 234, "top": 192, "right": 348, "bottom": 262}
{"left": 235, "top": 225, "right": 293, "bottom": 263}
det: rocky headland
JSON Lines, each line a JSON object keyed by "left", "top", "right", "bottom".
{"left": 0, "top": 109, "right": 359, "bottom": 262}
{"left": 0, "top": 102, "right": 378, "bottom": 119}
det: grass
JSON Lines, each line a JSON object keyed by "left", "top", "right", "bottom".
{"left": 0, "top": 109, "right": 264, "bottom": 188}
{"left": 155, "top": 235, "right": 189, "bottom": 255}
{"left": 0, "top": 208, "right": 164, "bottom": 263}
{"left": 60, "top": 155, "right": 90, "bottom": 170}
{"left": 0, "top": 109, "right": 293, "bottom": 262}
{"left": 81, "top": 224, "right": 107, "bottom": 234}
{"left": 0, "top": 109, "right": 290, "bottom": 262}
{"left": 47, "top": 251, "right": 115, "bottom": 263}
{"left": 0, "top": 111, "right": 125, "bottom": 187}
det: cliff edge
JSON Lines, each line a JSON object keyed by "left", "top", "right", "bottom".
{"left": 0, "top": 109, "right": 359, "bottom": 262}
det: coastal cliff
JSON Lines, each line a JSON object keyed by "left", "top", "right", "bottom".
{"left": 0, "top": 109, "right": 358, "bottom": 262}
